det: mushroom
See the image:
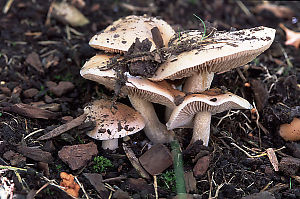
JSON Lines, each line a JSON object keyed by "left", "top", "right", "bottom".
{"left": 167, "top": 89, "right": 252, "bottom": 146}
{"left": 150, "top": 26, "right": 275, "bottom": 145}
{"left": 89, "top": 15, "right": 175, "bottom": 53}
{"left": 279, "top": 117, "right": 300, "bottom": 141}
{"left": 81, "top": 54, "right": 184, "bottom": 144}
{"left": 84, "top": 99, "right": 145, "bottom": 150}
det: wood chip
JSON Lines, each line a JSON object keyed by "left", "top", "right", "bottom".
{"left": 266, "top": 148, "right": 279, "bottom": 171}
{"left": 25, "top": 52, "right": 44, "bottom": 73}
{"left": 17, "top": 145, "right": 54, "bottom": 163}
{"left": 2, "top": 103, "right": 58, "bottom": 119}
{"left": 58, "top": 142, "right": 98, "bottom": 170}
{"left": 83, "top": 173, "right": 109, "bottom": 198}
{"left": 139, "top": 144, "right": 173, "bottom": 176}
{"left": 37, "top": 114, "right": 87, "bottom": 141}
{"left": 122, "top": 143, "right": 151, "bottom": 179}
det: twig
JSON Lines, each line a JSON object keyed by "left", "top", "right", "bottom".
{"left": 3, "top": 0, "right": 14, "bottom": 14}
{"left": 74, "top": 176, "right": 89, "bottom": 199}
{"left": 236, "top": 0, "right": 253, "bottom": 17}
{"left": 231, "top": 143, "right": 286, "bottom": 158}
{"left": 153, "top": 175, "right": 158, "bottom": 199}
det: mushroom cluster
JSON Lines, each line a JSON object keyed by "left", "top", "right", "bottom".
{"left": 81, "top": 15, "right": 276, "bottom": 147}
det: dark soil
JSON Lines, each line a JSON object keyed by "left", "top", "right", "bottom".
{"left": 0, "top": 0, "right": 300, "bottom": 199}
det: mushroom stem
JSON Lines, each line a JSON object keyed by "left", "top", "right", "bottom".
{"left": 129, "top": 95, "right": 174, "bottom": 143}
{"left": 102, "top": 139, "right": 118, "bottom": 150}
{"left": 183, "top": 72, "right": 214, "bottom": 92}
{"left": 190, "top": 111, "right": 212, "bottom": 146}
{"left": 183, "top": 72, "right": 214, "bottom": 146}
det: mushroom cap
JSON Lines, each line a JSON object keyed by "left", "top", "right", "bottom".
{"left": 167, "top": 89, "right": 252, "bottom": 130}
{"left": 89, "top": 15, "right": 175, "bottom": 53}
{"left": 80, "top": 54, "right": 184, "bottom": 108}
{"left": 84, "top": 99, "right": 145, "bottom": 140}
{"left": 150, "top": 26, "right": 276, "bottom": 81}
{"left": 80, "top": 54, "right": 117, "bottom": 90}
{"left": 279, "top": 117, "right": 300, "bottom": 141}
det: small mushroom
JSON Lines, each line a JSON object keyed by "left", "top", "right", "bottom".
{"left": 89, "top": 15, "right": 175, "bottom": 53}
{"left": 81, "top": 54, "right": 184, "bottom": 143}
{"left": 84, "top": 99, "right": 145, "bottom": 150}
{"left": 167, "top": 89, "right": 252, "bottom": 146}
{"left": 279, "top": 117, "right": 300, "bottom": 141}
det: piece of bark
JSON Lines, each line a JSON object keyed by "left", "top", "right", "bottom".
{"left": 37, "top": 114, "right": 86, "bottom": 140}
{"left": 184, "top": 171, "right": 197, "bottom": 193}
{"left": 50, "top": 81, "right": 75, "bottom": 97}
{"left": 3, "top": 150, "right": 26, "bottom": 166}
{"left": 122, "top": 143, "right": 151, "bottom": 179}
{"left": 84, "top": 173, "right": 109, "bottom": 199}
{"left": 25, "top": 52, "right": 44, "bottom": 73}
{"left": 193, "top": 155, "right": 210, "bottom": 177}
{"left": 250, "top": 79, "right": 268, "bottom": 111}
{"left": 139, "top": 144, "right": 173, "bottom": 176}
{"left": 2, "top": 103, "right": 58, "bottom": 119}
{"left": 125, "top": 178, "right": 154, "bottom": 193}
{"left": 23, "top": 88, "right": 39, "bottom": 98}
{"left": 58, "top": 142, "right": 98, "bottom": 170}
{"left": 17, "top": 145, "right": 53, "bottom": 163}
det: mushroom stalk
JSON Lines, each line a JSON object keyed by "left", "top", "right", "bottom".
{"left": 129, "top": 95, "right": 174, "bottom": 143}
{"left": 183, "top": 72, "right": 214, "bottom": 92}
{"left": 183, "top": 71, "right": 214, "bottom": 146}
{"left": 102, "top": 139, "right": 118, "bottom": 150}
{"left": 190, "top": 111, "right": 211, "bottom": 146}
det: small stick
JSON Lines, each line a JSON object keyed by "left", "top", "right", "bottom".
{"left": 153, "top": 175, "right": 158, "bottom": 199}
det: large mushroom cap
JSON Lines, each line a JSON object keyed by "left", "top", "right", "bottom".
{"left": 84, "top": 99, "right": 145, "bottom": 140}
{"left": 167, "top": 89, "right": 252, "bottom": 130}
{"left": 80, "top": 54, "right": 184, "bottom": 108}
{"left": 89, "top": 15, "right": 175, "bottom": 53}
{"left": 150, "top": 26, "right": 276, "bottom": 81}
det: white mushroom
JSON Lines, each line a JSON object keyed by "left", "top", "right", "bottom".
{"left": 150, "top": 27, "right": 276, "bottom": 145}
{"left": 89, "top": 15, "right": 175, "bottom": 53}
{"left": 81, "top": 54, "right": 184, "bottom": 143}
{"left": 167, "top": 89, "right": 252, "bottom": 146}
{"left": 84, "top": 99, "right": 145, "bottom": 150}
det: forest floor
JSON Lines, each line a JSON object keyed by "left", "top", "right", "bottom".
{"left": 0, "top": 0, "right": 299, "bottom": 199}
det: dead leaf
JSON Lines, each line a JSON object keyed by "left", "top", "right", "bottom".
{"left": 280, "top": 23, "right": 300, "bottom": 49}
{"left": 2, "top": 103, "right": 58, "bottom": 119}
{"left": 254, "top": 3, "right": 294, "bottom": 19}
{"left": 25, "top": 52, "right": 44, "bottom": 73}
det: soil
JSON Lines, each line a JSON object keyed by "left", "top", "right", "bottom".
{"left": 0, "top": 0, "right": 300, "bottom": 199}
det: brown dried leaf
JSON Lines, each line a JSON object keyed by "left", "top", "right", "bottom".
{"left": 280, "top": 23, "right": 300, "bottom": 49}
{"left": 2, "top": 103, "right": 58, "bottom": 119}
